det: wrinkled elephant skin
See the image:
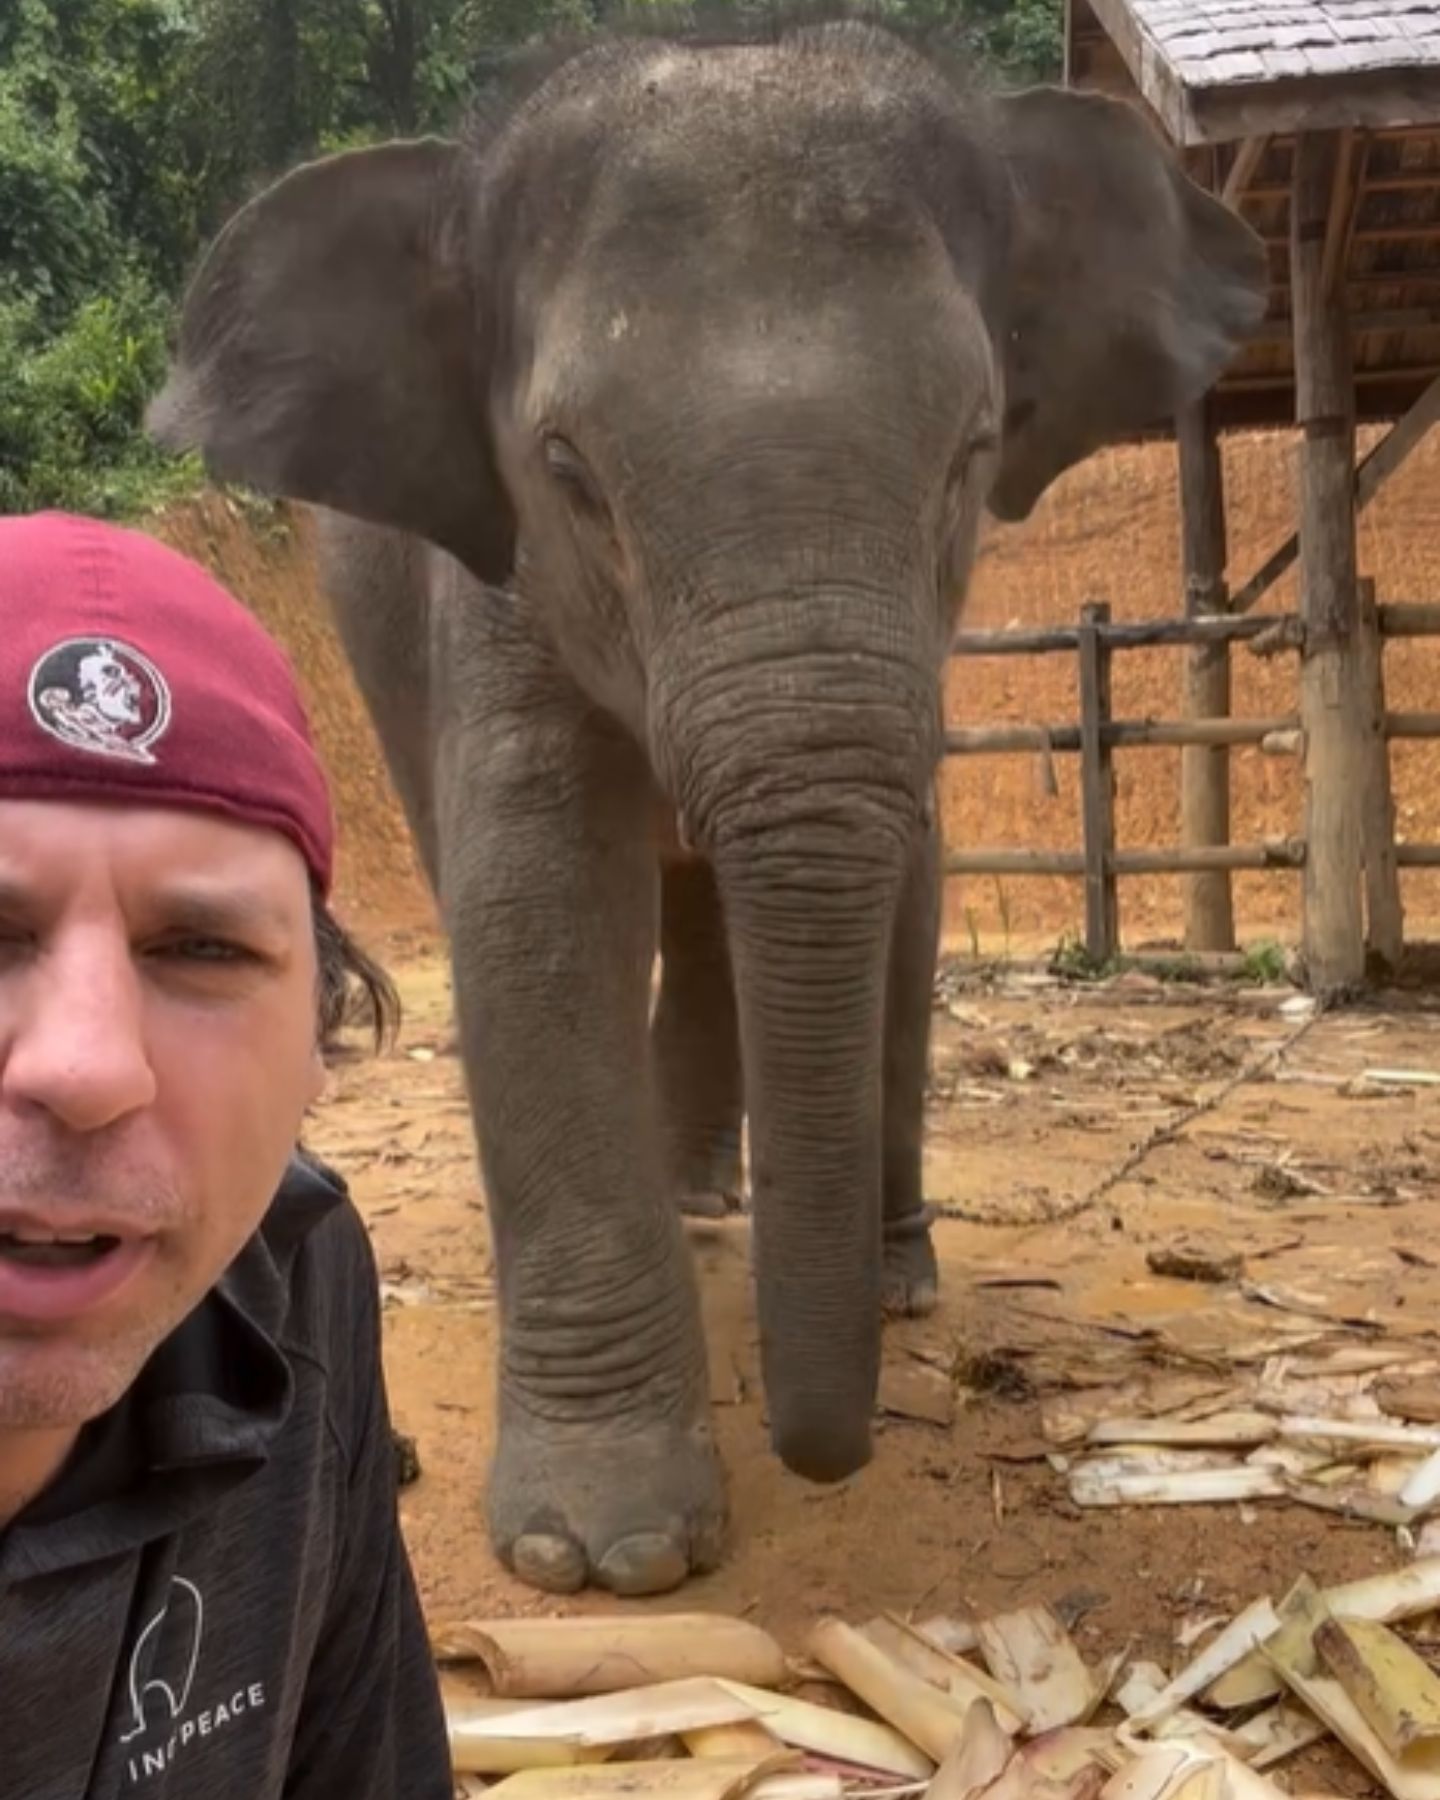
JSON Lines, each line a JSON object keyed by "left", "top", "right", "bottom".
{"left": 150, "top": 20, "right": 1265, "bottom": 1595}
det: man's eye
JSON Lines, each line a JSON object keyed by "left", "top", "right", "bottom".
{"left": 152, "top": 937, "right": 257, "bottom": 965}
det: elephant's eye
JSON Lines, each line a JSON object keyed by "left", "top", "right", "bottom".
{"left": 543, "top": 435, "right": 609, "bottom": 521}
{"left": 948, "top": 426, "right": 1000, "bottom": 495}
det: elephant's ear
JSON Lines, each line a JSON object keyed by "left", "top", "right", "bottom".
{"left": 987, "top": 87, "right": 1267, "bottom": 522}
{"left": 148, "top": 140, "right": 515, "bottom": 583}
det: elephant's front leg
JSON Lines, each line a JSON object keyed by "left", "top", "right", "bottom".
{"left": 654, "top": 857, "right": 745, "bottom": 1219}
{"left": 438, "top": 652, "right": 725, "bottom": 1597}
{"left": 881, "top": 809, "right": 941, "bottom": 1317}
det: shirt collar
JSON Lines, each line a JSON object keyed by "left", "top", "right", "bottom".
{"left": 2, "top": 1152, "right": 347, "bottom": 1581}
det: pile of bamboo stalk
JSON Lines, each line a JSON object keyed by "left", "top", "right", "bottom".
{"left": 436, "top": 1558, "right": 1440, "bottom": 1799}
{"left": 1046, "top": 1347, "right": 1440, "bottom": 1528}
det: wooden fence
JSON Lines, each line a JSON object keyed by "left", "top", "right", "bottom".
{"left": 942, "top": 587, "right": 1440, "bottom": 975}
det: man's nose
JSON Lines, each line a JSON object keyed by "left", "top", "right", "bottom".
{"left": 3, "top": 932, "right": 157, "bottom": 1131}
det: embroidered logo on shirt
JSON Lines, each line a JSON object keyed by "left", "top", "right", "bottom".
{"left": 117, "top": 1575, "right": 269, "bottom": 1785}
{"left": 120, "top": 1576, "right": 204, "bottom": 1743}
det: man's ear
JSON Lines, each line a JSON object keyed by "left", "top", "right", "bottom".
{"left": 149, "top": 140, "right": 515, "bottom": 584}
{"left": 987, "top": 86, "right": 1267, "bottom": 521}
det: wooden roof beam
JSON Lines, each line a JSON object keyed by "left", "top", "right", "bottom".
{"left": 1270, "top": 274, "right": 1440, "bottom": 296}
{"left": 1246, "top": 306, "right": 1440, "bottom": 342}
{"left": 1258, "top": 224, "right": 1440, "bottom": 246}
{"left": 1223, "top": 136, "right": 1269, "bottom": 208}
{"left": 1187, "top": 74, "right": 1440, "bottom": 148}
{"left": 1322, "top": 130, "right": 1368, "bottom": 299}
{"left": 1249, "top": 171, "right": 1440, "bottom": 200}
{"left": 1226, "top": 364, "right": 1440, "bottom": 391}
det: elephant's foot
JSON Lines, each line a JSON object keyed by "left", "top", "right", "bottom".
{"left": 677, "top": 1187, "right": 744, "bottom": 1220}
{"left": 671, "top": 1136, "right": 745, "bottom": 1221}
{"left": 882, "top": 1204, "right": 939, "bottom": 1318}
{"left": 488, "top": 1408, "right": 728, "bottom": 1596}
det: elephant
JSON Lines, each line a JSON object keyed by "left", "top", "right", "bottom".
{"left": 149, "top": 16, "right": 1266, "bottom": 1598}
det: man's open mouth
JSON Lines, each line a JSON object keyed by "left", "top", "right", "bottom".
{"left": 0, "top": 1232, "right": 123, "bottom": 1269}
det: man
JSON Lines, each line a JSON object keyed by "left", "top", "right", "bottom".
{"left": 0, "top": 511, "right": 455, "bottom": 1798}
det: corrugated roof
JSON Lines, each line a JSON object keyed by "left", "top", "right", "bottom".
{"left": 1077, "top": 0, "right": 1440, "bottom": 143}
{"left": 1133, "top": 2, "right": 1440, "bottom": 92}
{"left": 1067, "top": 1, "right": 1440, "bottom": 428}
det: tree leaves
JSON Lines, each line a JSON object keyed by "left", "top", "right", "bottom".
{"left": 0, "top": 0, "right": 1062, "bottom": 516}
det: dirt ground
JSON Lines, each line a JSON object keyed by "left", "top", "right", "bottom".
{"left": 141, "top": 439, "right": 1440, "bottom": 1788}
{"left": 309, "top": 940, "right": 1440, "bottom": 1793}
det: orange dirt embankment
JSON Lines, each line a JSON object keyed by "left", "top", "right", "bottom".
{"left": 146, "top": 431, "right": 1440, "bottom": 951}
{"left": 148, "top": 496, "right": 434, "bottom": 941}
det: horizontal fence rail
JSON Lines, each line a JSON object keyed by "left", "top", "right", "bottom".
{"left": 942, "top": 596, "right": 1440, "bottom": 966}
{"left": 946, "top": 712, "right": 1440, "bottom": 757}
{"left": 948, "top": 601, "right": 1440, "bottom": 659}
{"left": 943, "top": 841, "right": 1308, "bottom": 879}
{"left": 945, "top": 717, "right": 1293, "bottom": 755}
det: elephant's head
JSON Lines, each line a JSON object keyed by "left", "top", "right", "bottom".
{"left": 151, "top": 21, "right": 1264, "bottom": 1482}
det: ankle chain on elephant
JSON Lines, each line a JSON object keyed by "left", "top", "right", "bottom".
{"left": 882, "top": 1202, "right": 937, "bottom": 1243}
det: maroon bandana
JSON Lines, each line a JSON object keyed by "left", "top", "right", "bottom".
{"left": 0, "top": 511, "right": 334, "bottom": 893}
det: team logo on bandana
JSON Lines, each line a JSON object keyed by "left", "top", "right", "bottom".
{"left": 27, "top": 636, "right": 172, "bottom": 766}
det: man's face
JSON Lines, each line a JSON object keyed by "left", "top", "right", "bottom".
{"left": 0, "top": 800, "right": 325, "bottom": 1431}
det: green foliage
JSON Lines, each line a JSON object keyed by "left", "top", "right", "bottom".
{"left": 0, "top": 0, "right": 1063, "bottom": 522}
{"left": 1240, "top": 939, "right": 1289, "bottom": 985}
{"left": 954, "top": 0, "right": 1062, "bottom": 85}
{"left": 1049, "top": 932, "right": 1113, "bottom": 982}
{"left": 0, "top": 274, "right": 201, "bottom": 517}
{"left": 0, "top": 17, "right": 122, "bottom": 327}
{"left": 0, "top": 0, "right": 205, "bottom": 514}
{"left": 849, "top": 0, "right": 1060, "bottom": 83}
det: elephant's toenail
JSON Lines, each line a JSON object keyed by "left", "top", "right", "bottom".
{"left": 597, "top": 1533, "right": 688, "bottom": 1596}
{"left": 690, "top": 1515, "right": 728, "bottom": 1574}
{"left": 512, "top": 1532, "right": 587, "bottom": 1593}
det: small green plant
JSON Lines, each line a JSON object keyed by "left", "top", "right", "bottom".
{"left": 1240, "top": 939, "right": 1289, "bottom": 984}
{"left": 1049, "top": 931, "right": 1111, "bottom": 981}
{"left": 219, "top": 484, "right": 293, "bottom": 547}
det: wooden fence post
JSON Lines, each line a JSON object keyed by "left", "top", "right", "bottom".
{"left": 1293, "top": 131, "right": 1366, "bottom": 994}
{"left": 1177, "top": 395, "right": 1236, "bottom": 953}
{"left": 1077, "top": 602, "right": 1118, "bottom": 964}
{"left": 1356, "top": 577, "right": 1404, "bottom": 968}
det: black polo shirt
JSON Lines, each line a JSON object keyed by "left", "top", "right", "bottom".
{"left": 0, "top": 1155, "right": 453, "bottom": 1799}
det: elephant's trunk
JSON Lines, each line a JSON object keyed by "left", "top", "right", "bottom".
{"left": 655, "top": 607, "right": 938, "bottom": 1482}
{"left": 721, "top": 839, "right": 895, "bottom": 1479}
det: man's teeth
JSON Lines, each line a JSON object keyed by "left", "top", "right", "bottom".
{"left": 0, "top": 1232, "right": 120, "bottom": 1268}
{"left": 6, "top": 1229, "right": 103, "bottom": 1244}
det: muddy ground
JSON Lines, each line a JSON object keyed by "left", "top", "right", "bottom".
{"left": 310, "top": 936, "right": 1440, "bottom": 1794}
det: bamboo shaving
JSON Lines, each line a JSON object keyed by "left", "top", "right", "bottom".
{"left": 431, "top": 1615, "right": 787, "bottom": 1697}
{"left": 1128, "top": 1600, "right": 1281, "bottom": 1730}
{"left": 484, "top": 1754, "right": 794, "bottom": 1798}
{"left": 976, "top": 1607, "right": 1102, "bottom": 1732}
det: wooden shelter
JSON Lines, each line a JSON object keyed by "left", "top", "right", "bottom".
{"left": 1064, "top": 0, "right": 1440, "bottom": 989}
